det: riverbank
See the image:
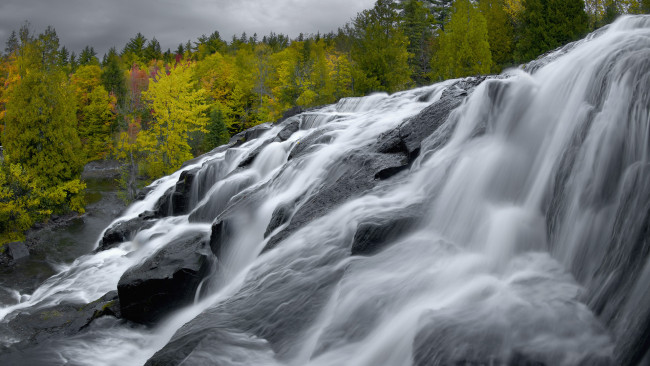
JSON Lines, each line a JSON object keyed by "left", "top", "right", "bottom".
{"left": 0, "top": 162, "right": 126, "bottom": 305}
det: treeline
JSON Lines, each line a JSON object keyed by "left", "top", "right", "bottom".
{"left": 0, "top": 0, "right": 648, "bottom": 244}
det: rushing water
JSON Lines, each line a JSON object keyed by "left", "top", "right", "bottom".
{"left": 2, "top": 15, "right": 650, "bottom": 366}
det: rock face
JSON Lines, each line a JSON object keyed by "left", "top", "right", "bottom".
{"left": 96, "top": 216, "right": 156, "bottom": 251}
{"left": 7, "top": 291, "right": 120, "bottom": 347}
{"left": 170, "top": 168, "right": 200, "bottom": 216}
{"left": 351, "top": 205, "right": 423, "bottom": 255}
{"left": 117, "top": 232, "right": 213, "bottom": 325}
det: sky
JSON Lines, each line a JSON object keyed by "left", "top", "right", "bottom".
{"left": 0, "top": 0, "right": 376, "bottom": 57}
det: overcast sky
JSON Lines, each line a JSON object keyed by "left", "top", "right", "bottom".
{"left": 0, "top": 0, "right": 376, "bottom": 57}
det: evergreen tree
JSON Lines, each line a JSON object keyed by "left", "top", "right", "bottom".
{"left": 516, "top": 0, "right": 588, "bottom": 62}
{"left": 432, "top": 0, "right": 493, "bottom": 80}
{"left": 79, "top": 46, "right": 99, "bottom": 65}
{"left": 351, "top": 0, "right": 412, "bottom": 94}
{"left": 4, "top": 40, "right": 83, "bottom": 185}
{"left": 144, "top": 38, "right": 162, "bottom": 61}
{"left": 203, "top": 107, "right": 229, "bottom": 150}
{"left": 101, "top": 47, "right": 127, "bottom": 107}
{"left": 400, "top": 0, "right": 435, "bottom": 85}
{"left": 479, "top": 0, "right": 515, "bottom": 69}
{"left": 4, "top": 31, "right": 18, "bottom": 56}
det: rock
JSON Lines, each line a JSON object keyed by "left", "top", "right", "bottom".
{"left": 209, "top": 219, "right": 233, "bottom": 257}
{"left": 135, "top": 186, "right": 154, "bottom": 201}
{"left": 5, "top": 241, "right": 29, "bottom": 261}
{"left": 96, "top": 216, "right": 155, "bottom": 252}
{"left": 145, "top": 326, "right": 275, "bottom": 366}
{"left": 276, "top": 119, "right": 300, "bottom": 141}
{"left": 230, "top": 124, "right": 272, "bottom": 146}
{"left": 7, "top": 291, "right": 121, "bottom": 346}
{"left": 153, "top": 187, "right": 174, "bottom": 217}
{"left": 275, "top": 106, "right": 303, "bottom": 125}
{"left": 264, "top": 151, "right": 408, "bottom": 252}
{"left": 238, "top": 140, "right": 272, "bottom": 168}
{"left": 263, "top": 201, "right": 295, "bottom": 238}
{"left": 117, "top": 232, "right": 213, "bottom": 325}
{"left": 351, "top": 208, "right": 422, "bottom": 255}
{"left": 170, "top": 168, "right": 200, "bottom": 216}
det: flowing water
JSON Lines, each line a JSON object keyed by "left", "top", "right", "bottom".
{"left": 2, "top": 15, "right": 650, "bottom": 366}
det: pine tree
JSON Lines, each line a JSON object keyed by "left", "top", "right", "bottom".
{"left": 432, "top": 0, "right": 493, "bottom": 80}
{"left": 101, "top": 47, "right": 127, "bottom": 107}
{"left": 401, "top": 0, "right": 435, "bottom": 85}
{"left": 479, "top": 0, "right": 515, "bottom": 70}
{"left": 351, "top": 0, "right": 412, "bottom": 94}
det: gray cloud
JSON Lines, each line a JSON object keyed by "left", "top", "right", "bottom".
{"left": 0, "top": 0, "right": 375, "bottom": 56}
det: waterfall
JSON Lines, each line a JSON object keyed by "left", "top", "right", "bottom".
{"left": 1, "top": 15, "right": 650, "bottom": 366}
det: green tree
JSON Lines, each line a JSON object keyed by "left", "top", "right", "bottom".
{"left": 79, "top": 46, "right": 99, "bottom": 66}
{"left": 351, "top": 0, "right": 412, "bottom": 94}
{"left": 202, "top": 106, "right": 230, "bottom": 151}
{"left": 432, "top": 0, "right": 493, "bottom": 80}
{"left": 515, "top": 0, "right": 588, "bottom": 62}
{"left": 101, "top": 47, "right": 127, "bottom": 107}
{"left": 400, "top": 0, "right": 435, "bottom": 85}
{"left": 479, "top": 0, "right": 514, "bottom": 69}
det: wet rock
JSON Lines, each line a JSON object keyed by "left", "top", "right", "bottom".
{"left": 264, "top": 201, "right": 295, "bottom": 238}
{"left": 96, "top": 217, "right": 155, "bottom": 252}
{"left": 153, "top": 187, "right": 174, "bottom": 217}
{"left": 170, "top": 168, "right": 200, "bottom": 216}
{"left": 209, "top": 219, "right": 233, "bottom": 257}
{"left": 288, "top": 127, "right": 335, "bottom": 161}
{"left": 238, "top": 140, "right": 272, "bottom": 168}
{"left": 275, "top": 106, "right": 303, "bottom": 125}
{"left": 230, "top": 123, "right": 272, "bottom": 146}
{"left": 264, "top": 151, "right": 408, "bottom": 252}
{"left": 5, "top": 241, "right": 29, "bottom": 261}
{"left": 117, "top": 232, "right": 213, "bottom": 325}
{"left": 135, "top": 186, "right": 154, "bottom": 201}
{"left": 351, "top": 209, "right": 422, "bottom": 255}
{"left": 145, "top": 326, "right": 275, "bottom": 366}
{"left": 276, "top": 119, "right": 300, "bottom": 141}
{"left": 7, "top": 291, "right": 121, "bottom": 346}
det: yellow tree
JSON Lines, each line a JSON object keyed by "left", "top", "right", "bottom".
{"left": 140, "top": 63, "right": 209, "bottom": 177}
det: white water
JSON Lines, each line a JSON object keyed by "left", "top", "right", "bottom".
{"left": 2, "top": 15, "right": 650, "bottom": 366}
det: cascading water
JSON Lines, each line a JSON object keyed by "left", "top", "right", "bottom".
{"left": 1, "top": 15, "right": 650, "bottom": 366}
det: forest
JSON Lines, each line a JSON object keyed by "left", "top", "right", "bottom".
{"left": 0, "top": 0, "right": 648, "bottom": 245}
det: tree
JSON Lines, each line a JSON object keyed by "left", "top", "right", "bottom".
{"left": 400, "top": 0, "right": 435, "bottom": 84}
{"left": 432, "top": 0, "right": 493, "bottom": 80}
{"left": 202, "top": 106, "right": 230, "bottom": 151}
{"left": 479, "top": 0, "right": 515, "bottom": 69}
{"left": 79, "top": 46, "right": 99, "bottom": 65}
{"left": 101, "top": 47, "right": 127, "bottom": 106}
{"left": 515, "top": 0, "right": 588, "bottom": 62}
{"left": 351, "top": 0, "right": 412, "bottom": 94}
{"left": 139, "top": 63, "right": 209, "bottom": 177}
{"left": 4, "top": 31, "right": 18, "bottom": 56}
{"left": 144, "top": 38, "right": 162, "bottom": 62}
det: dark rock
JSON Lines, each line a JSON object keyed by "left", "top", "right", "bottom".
{"left": 351, "top": 209, "right": 422, "bottom": 255}
{"left": 135, "top": 186, "right": 154, "bottom": 201}
{"left": 238, "top": 140, "right": 272, "bottom": 168}
{"left": 96, "top": 216, "right": 155, "bottom": 252}
{"left": 288, "top": 127, "right": 335, "bottom": 161}
{"left": 398, "top": 92, "right": 464, "bottom": 161}
{"left": 275, "top": 106, "right": 303, "bottom": 125}
{"left": 209, "top": 219, "right": 233, "bottom": 257}
{"left": 145, "top": 326, "right": 275, "bottom": 366}
{"left": 7, "top": 291, "right": 121, "bottom": 346}
{"left": 153, "top": 187, "right": 174, "bottom": 217}
{"left": 277, "top": 120, "right": 300, "bottom": 141}
{"left": 117, "top": 232, "right": 213, "bottom": 325}
{"left": 264, "top": 151, "right": 408, "bottom": 252}
{"left": 5, "top": 241, "right": 29, "bottom": 261}
{"left": 170, "top": 168, "right": 200, "bottom": 216}
{"left": 264, "top": 201, "right": 295, "bottom": 238}
{"left": 230, "top": 123, "right": 272, "bottom": 146}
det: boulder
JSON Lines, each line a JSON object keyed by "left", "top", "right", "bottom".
{"left": 5, "top": 241, "right": 29, "bottom": 261}
{"left": 117, "top": 232, "right": 213, "bottom": 325}
{"left": 7, "top": 291, "right": 120, "bottom": 346}
{"left": 276, "top": 119, "right": 300, "bottom": 141}
{"left": 351, "top": 208, "right": 422, "bottom": 255}
{"left": 275, "top": 106, "right": 303, "bottom": 125}
{"left": 96, "top": 217, "right": 155, "bottom": 252}
{"left": 264, "top": 151, "right": 408, "bottom": 252}
{"left": 170, "top": 168, "right": 200, "bottom": 216}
